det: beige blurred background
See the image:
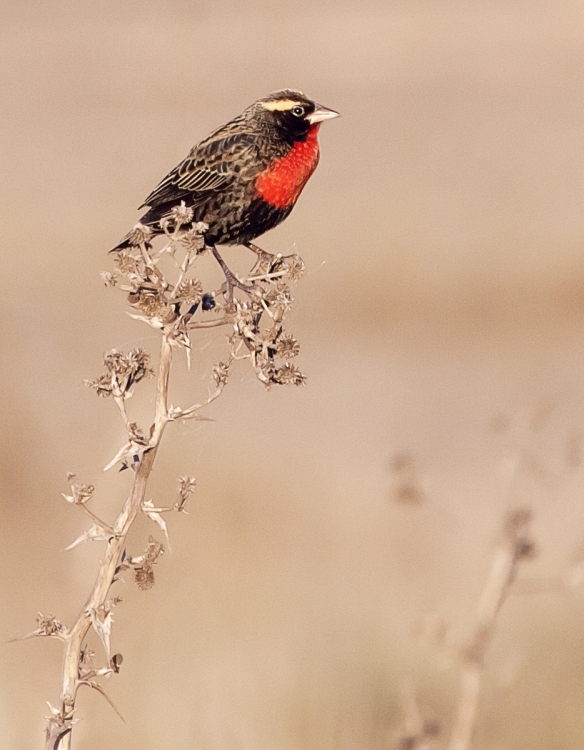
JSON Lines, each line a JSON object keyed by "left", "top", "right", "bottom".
{"left": 3, "top": 0, "right": 584, "bottom": 747}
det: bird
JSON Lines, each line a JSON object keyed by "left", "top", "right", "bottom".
{"left": 112, "top": 89, "right": 339, "bottom": 253}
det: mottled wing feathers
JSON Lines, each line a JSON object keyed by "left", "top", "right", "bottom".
{"left": 139, "top": 131, "right": 257, "bottom": 209}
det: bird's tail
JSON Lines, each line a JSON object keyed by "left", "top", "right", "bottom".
{"left": 110, "top": 210, "right": 160, "bottom": 253}
{"left": 110, "top": 233, "right": 134, "bottom": 253}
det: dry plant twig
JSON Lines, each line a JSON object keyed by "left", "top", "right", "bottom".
{"left": 35, "top": 210, "right": 306, "bottom": 749}
{"left": 446, "top": 508, "right": 537, "bottom": 750}
{"left": 396, "top": 679, "right": 441, "bottom": 750}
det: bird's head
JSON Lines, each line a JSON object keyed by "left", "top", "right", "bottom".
{"left": 252, "top": 89, "right": 339, "bottom": 143}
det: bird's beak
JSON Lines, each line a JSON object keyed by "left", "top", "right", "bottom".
{"left": 306, "top": 104, "right": 340, "bottom": 124}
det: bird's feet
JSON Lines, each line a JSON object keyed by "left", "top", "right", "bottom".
{"left": 211, "top": 247, "right": 257, "bottom": 305}
{"left": 244, "top": 241, "right": 305, "bottom": 284}
{"left": 245, "top": 242, "right": 275, "bottom": 264}
{"left": 245, "top": 241, "right": 284, "bottom": 278}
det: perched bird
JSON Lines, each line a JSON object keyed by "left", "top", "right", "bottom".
{"left": 113, "top": 89, "right": 339, "bottom": 252}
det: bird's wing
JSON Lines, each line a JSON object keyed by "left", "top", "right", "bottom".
{"left": 139, "top": 132, "right": 257, "bottom": 209}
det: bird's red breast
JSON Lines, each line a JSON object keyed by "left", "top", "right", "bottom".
{"left": 254, "top": 124, "right": 321, "bottom": 209}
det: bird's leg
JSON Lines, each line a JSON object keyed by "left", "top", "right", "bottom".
{"left": 245, "top": 241, "right": 275, "bottom": 263}
{"left": 245, "top": 242, "right": 305, "bottom": 285}
{"left": 245, "top": 241, "right": 280, "bottom": 278}
{"left": 211, "top": 246, "right": 257, "bottom": 304}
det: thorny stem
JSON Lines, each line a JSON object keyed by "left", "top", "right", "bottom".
{"left": 187, "top": 316, "right": 235, "bottom": 330}
{"left": 173, "top": 356, "right": 235, "bottom": 421}
{"left": 113, "top": 395, "right": 131, "bottom": 429}
{"left": 80, "top": 504, "right": 113, "bottom": 533}
{"left": 446, "top": 509, "right": 535, "bottom": 750}
{"left": 46, "top": 336, "right": 172, "bottom": 750}
{"left": 43, "top": 219, "right": 305, "bottom": 747}
{"left": 151, "top": 334, "right": 171, "bottom": 445}
{"left": 399, "top": 679, "right": 425, "bottom": 741}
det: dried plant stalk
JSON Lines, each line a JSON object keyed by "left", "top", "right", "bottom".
{"left": 446, "top": 509, "right": 536, "bottom": 750}
{"left": 47, "top": 449, "right": 159, "bottom": 749}
{"left": 40, "top": 214, "right": 306, "bottom": 749}
{"left": 396, "top": 679, "right": 441, "bottom": 750}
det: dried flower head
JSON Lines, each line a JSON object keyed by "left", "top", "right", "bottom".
{"left": 389, "top": 452, "right": 424, "bottom": 504}
{"left": 132, "top": 537, "right": 165, "bottom": 590}
{"left": 84, "top": 373, "right": 113, "bottom": 398}
{"left": 169, "top": 202, "right": 194, "bottom": 227}
{"left": 63, "top": 474, "right": 95, "bottom": 505}
{"left": 134, "top": 567, "right": 155, "bottom": 591}
{"left": 176, "top": 476, "right": 196, "bottom": 511}
{"left": 36, "top": 612, "right": 66, "bottom": 637}
{"left": 272, "top": 363, "right": 306, "bottom": 386}
{"left": 175, "top": 278, "right": 203, "bottom": 305}
{"left": 180, "top": 225, "right": 207, "bottom": 253}
{"left": 516, "top": 538, "right": 538, "bottom": 560}
{"left": 126, "top": 223, "right": 154, "bottom": 246}
{"left": 505, "top": 507, "right": 538, "bottom": 559}
{"left": 113, "top": 252, "right": 139, "bottom": 275}
{"left": 85, "top": 348, "right": 154, "bottom": 398}
{"left": 127, "top": 287, "right": 168, "bottom": 319}
{"left": 100, "top": 271, "right": 117, "bottom": 287}
{"left": 262, "top": 286, "right": 293, "bottom": 315}
{"left": 276, "top": 334, "right": 300, "bottom": 359}
{"left": 506, "top": 507, "right": 532, "bottom": 532}
{"left": 283, "top": 254, "right": 306, "bottom": 281}
{"left": 119, "top": 348, "right": 151, "bottom": 378}
{"left": 213, "top": 361, "right": 230, "bottom": 387}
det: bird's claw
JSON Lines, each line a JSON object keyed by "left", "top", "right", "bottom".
{"left": 212, "top": 246, "right": 259, "bottom": 304}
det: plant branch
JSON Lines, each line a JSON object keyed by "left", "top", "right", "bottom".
{"left": 446, "top": 509, "right": 536, "bottom": 750}
{"left": 41, "top": 220, "right": 306, "bottom": 747}
{"left": 45, "top": 332, "right": 173, "bottom": 750}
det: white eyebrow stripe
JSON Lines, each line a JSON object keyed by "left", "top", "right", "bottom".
{"left": 261, "top": 99, "right": 302, "bottom": 112}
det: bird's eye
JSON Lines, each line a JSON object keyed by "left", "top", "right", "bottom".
{"left": 291, "top": 106, "right": 305, "bottom": 117}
